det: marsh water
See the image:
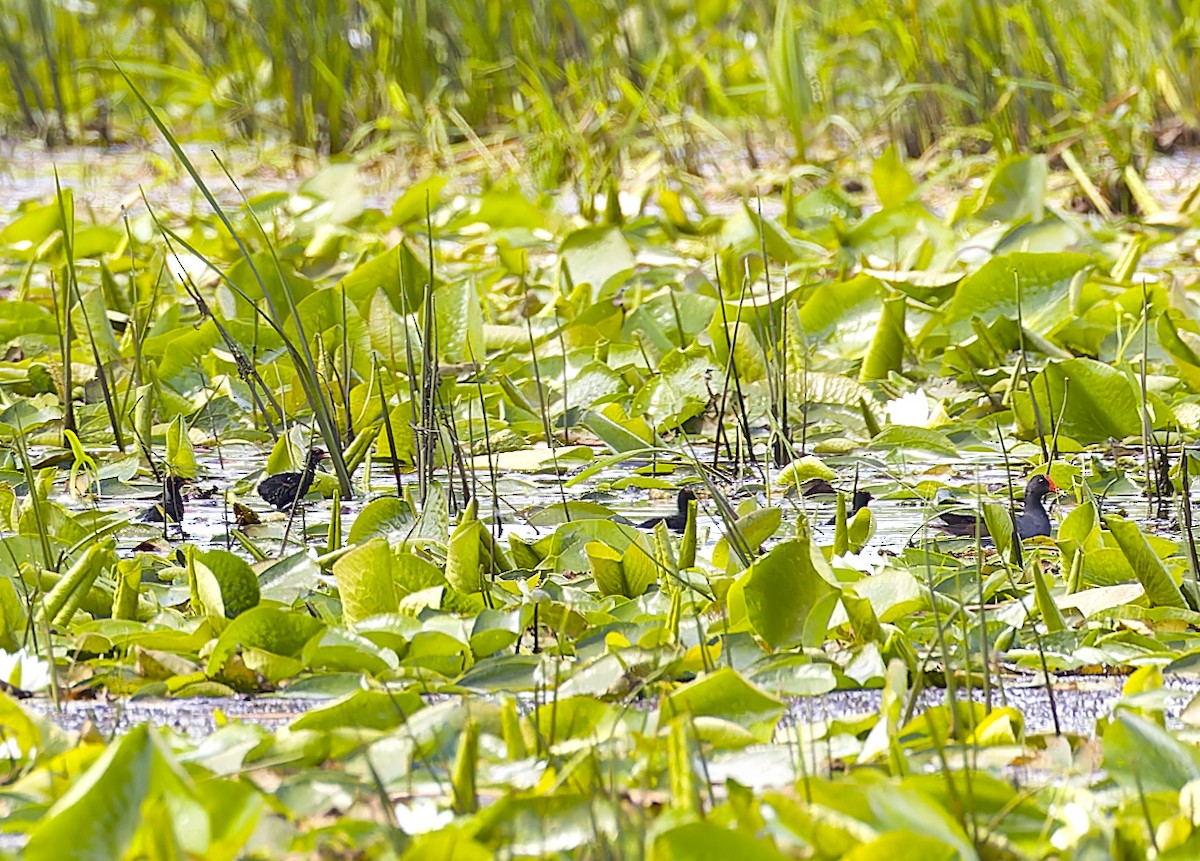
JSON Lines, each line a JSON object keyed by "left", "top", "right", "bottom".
{"left": 22, "top": 673, "right": 1200, "bottom": 742}
{"left": 7, "top": 140, "right": 1200, "bottom": 225}
{"left": 27, "top": 441, "right": 1189, "bottom": 743}
{"left": 3, "top": 142, "right": 1198, "bottom": 740}
{"left": 84, "top": 441, "right": 1174, "bottom": 567}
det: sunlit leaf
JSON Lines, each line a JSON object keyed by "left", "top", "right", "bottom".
{"left": 205, "top": 606, "right": 324, "bottom": 676}
{"left": 1104, "top": 516, "right": 1188, "bottom": 608}
{"left": 869, "top": 426, "right": 958, "bottom": 458}
{"left": 332, "top": 538, "right": 399, "bottom": 626}
{"left": 970, "top": 154, "right": 1047, "bottom": 224}
{"left": 662, "top": 668, "right": 784, "bottom": 744}
{"left": 1103, "top": 711, "right": 1200, "bottom": 793}
{"left": 931, "top": 251, "right": 1090, "bottom": 341}
{"left": 561, "top": 226, "right": 635, "bottom": 301}
{"left": 24, "top": 725, "right": 161, "bottom": 861}
{"left": 652, "top": 821, "right": 786, "bottom": 861}
{"left": 872, "top": 144, "right": 917, "bottom": 210}
{"left": 291, "top": 688, "right": 423, "bottom": 732}
{"left": 194, "top": 548, "right": 261, "bottom": 619}
{"left": 1013, "top": 358, "right": 1144, "bottom": 442}
{"left": 775, "top": 455, "right": 835, "bottom": 487}
{"left": 742, "top": 538, "right": 839, "bottom": 650}
{"left": 859, "top": 294, "right": 906, "bottom": 382}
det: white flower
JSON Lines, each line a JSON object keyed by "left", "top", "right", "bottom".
{"left": 0, "top": 648, "right": 52, "bottom": 692}
{"left": 394, "top": 798, "right": 454, "bottom": 835}
{"left": 165, "top": 252, "right": 211, "bottom": 287}
{"left": 1050, "top": 801, "right": 1093, "bottom": 850}
{"left": 0, "top": 735, "right": 21, "bottom": 761}
{"left": 831, "top": 548, "right": 888, "bottom": 575}
{"left": 882, "top": 388, "right": 949, "bottom": 429}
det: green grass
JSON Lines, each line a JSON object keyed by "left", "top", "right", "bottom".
{"left": 2, "top": 0, "right": 1197, "bottom": 185}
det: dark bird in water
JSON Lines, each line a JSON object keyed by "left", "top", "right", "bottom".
{"left": 937, "top": 474, "right": 1058, "bottom": 540}
{"left": 258, "top": 449, "right": 326, "bottom": 511}
{"left": 825, "top": 490, "right": 873, "bottom": 525}
{"left": 638, "top": 488, "right": 697, "bottom": 532}
{"left": 800, "top": 479, "right": 837, "bottom": 497}
{"left": 140, "top": 474, "right": 186, "bottom": 523}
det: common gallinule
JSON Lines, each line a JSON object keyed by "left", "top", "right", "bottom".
{"left": 258, "top": 449, "right": 326, "bottom": 511}
{"left": 800, "top": 479, "right": 837, "bottom": 497}
{"left": 139, "top": 474, "right": 186, "bottom": 523}
{"left": 937, "top": 474, "right": 1058, "bottom": 539}
{"left": 638, "top": 488, "right": 697, "bottom": 532}
{"left": 825, "top": 490, "right": 873, "bottom": 525}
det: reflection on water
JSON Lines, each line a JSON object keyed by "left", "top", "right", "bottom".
{"left": 8, "top": 142, "right": 1200, "bottom": 227}
{"left": 20, "top": 668, "right": 1200, "bottom": 738}
{"left": 45, "top": 438, "right": 1175, "bottom": 568}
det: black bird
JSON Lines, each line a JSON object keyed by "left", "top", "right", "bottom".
{"left": 258, "top": 449, "right": 326, "bottom": 511}
{"left": 800, "top": 479, "right": 837, "bottom": 497}
{"left": 140, "top": 474, "right": 186, "bottom": 523}
{"left": 937, "top": 475, "right": 1058, "bottom": 540}
{"left": 825, "top": 490, "right": 873, "bottom": 525}
{"left": 1014, "top": 474, "right": 1058, "bottom": 538}
{"left": 638, "top": 488, "right": 697, "bottom": 532}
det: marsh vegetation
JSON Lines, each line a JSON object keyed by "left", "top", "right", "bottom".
{"left": 4, "top": 2, "right": 1200, "bottom": 859}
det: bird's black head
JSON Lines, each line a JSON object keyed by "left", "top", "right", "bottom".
{"left": 307, "top": 448, "right": 328, "bottom": 468}
{"left": 851, "top": 490, "right": 873, "bottom": 509}
{"left": 677, "top": 488, "right": 698, "bottom": 512}
{"left": 1025, "top": 474, "right": 1058, "bottom": 499}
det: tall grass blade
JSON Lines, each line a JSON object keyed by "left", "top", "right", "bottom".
{"left": 118, "top": 64, "right": 352, "bottom": 494}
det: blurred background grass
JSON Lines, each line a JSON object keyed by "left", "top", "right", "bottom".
{"left": 2, "top": 0, "right": 1197, "bottom": 186}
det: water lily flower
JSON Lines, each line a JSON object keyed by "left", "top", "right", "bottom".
{"left": 0, "top": 736, "right": 21, "bottom": 761}
{"left": 1050, "top": 800, "right": 1093, "bottom": 851}
{"left": 0, "top": 648, "right": 52, "bottom": 692}
{"left": 165, "top": 252, "right": 211, "bottom": 287}
{"left": 394, "top": 798, "right": 454, "bottom": 835}
{"left": 831, "top": 548, "right": 888, "bottom": 575}
{"left": 882, "top": 388, "right": 950, "bottom": 429}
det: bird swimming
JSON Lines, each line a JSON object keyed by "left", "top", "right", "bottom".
{"left": 825, "top": 489, "right": 873, "bottom": 525}
{"left": 257, "top": 449, "right": 326, "bottom": 511}
{"left": 139, "top": 474, "right": 186, "bottom": 523}
{"left": 936, "top": 474, "right": 1058, "bottom": 539}
{"left": 638, "top": 488, "right": 697, "bottom": 532}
